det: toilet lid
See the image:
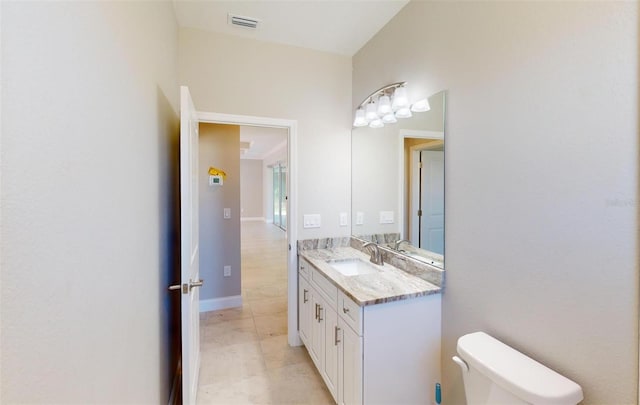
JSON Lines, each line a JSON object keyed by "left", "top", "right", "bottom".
{"left": 457, "top": 332, "right": 583, "bottom": 405}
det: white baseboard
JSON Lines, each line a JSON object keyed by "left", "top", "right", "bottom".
{"left": 200, "top": 295, "right": 243, "bottom": 312}
{"left": 241, "top": 217, "right": 265, "bottom": 222}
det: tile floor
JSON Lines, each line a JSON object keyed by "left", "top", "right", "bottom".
{"left": 197, "top": 221, "right": 334, "bottom": 404}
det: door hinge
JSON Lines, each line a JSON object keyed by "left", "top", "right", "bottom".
{"left": 417, "top": 210, "right": 423, "bottom": 217}
{"left": 418, "top": 162, "right": 423, "bottom": 168}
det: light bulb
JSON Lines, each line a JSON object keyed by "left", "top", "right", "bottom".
{"left": 369, "top": 119, "right": 384, "bottom": 128}
{"left": 391, "top": 86, "right": 409, "bottom": 110}
{"left": 411, "top": 98, "right": 431, "bottom": 112}
{"left": 382, "top": 113, "right": 397, "bottom": 124}
{"left": 395, "top": 107, "right": 412, "bottom": 119}
{"left": 365, "top": 101, "right": 378, "bottom": 121}
{"left": 353, "top": 108, "right": 368, "bottom": 127}
{"left": 377, "top": 95, "right": 392, "bottom": 115}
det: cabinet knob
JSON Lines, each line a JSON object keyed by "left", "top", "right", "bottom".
{"left": 343, "top": 307, "right": 350, "bottom": 314}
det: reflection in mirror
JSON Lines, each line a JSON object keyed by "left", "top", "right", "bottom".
{"left": 351, "top": 91, "right": 445, "bottom": 268}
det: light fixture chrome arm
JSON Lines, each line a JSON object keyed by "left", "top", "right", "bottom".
{"left": 355, "top": 81, "right": 407, "bottom": 110}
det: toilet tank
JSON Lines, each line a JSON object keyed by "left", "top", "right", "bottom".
{"left": 454, "top": 332, "right": 583, "bottom": 405}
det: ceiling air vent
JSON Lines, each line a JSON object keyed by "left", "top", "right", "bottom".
{"left": 228, "top": 14, "right": 260, "bottom": 29}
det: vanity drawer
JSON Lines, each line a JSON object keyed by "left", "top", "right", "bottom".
{"left": 298, "top": 257, "right": 311, "bottom": 280}
{"left": 310, "top": 267, "right": 338, "bottom": 310}
{"left": 338, "top": 290, "right": 362, "bottom": 336}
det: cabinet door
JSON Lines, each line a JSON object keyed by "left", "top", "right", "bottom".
{"left": 339, "top": 318, "right": 363, "bottom": 405}
{"left": 309, "top": 292, "right": 324, "bottom": 370}
{"left": 323, "top": 303, "right": 339, "bottom": 401}
{"left": 298, "top": 276, "right": 311, "bottom": 346}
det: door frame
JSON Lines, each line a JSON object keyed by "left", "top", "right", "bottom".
{"left": 197, "top": 111, "right": 301, "bottom": 347}
{"left": 409, "top": 144, "right": 444, "bottom": 245}
{"left": 397, "top": 130, "right": 444, "bottom": 241}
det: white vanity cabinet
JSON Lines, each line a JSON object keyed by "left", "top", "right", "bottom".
{"left": 298, "top": 256, "right": 442, "bottom": 405}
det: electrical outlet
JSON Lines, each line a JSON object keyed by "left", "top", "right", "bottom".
{"left": 224, "top": 265, "right": 231, "bottom": 277}
{"left": 339, "top": 212, "right": 348, "bottom": 226}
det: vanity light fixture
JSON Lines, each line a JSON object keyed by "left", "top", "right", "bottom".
{"left": 411, "top": 98, "right": 431, "bottom": 112}
{"left": 353, "top": 108, "right": 368, "bottom": 127}
{"left": 352, "top": 81, "right": 429, "bottom": 128}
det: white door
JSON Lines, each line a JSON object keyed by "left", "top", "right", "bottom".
{"left": 180, "top": 86, "right": 202, "bottom": 404}
{"left": 419, "top": 151, "right": 444, "bottom": 254}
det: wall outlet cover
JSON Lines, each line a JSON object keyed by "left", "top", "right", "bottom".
{"left": 379, "top": 211, "right": 394, "bottom": 224}
{"left": 303, "top": 214, "right": 321, "bottom": 228}
{"left": 339, "top": 212, "right": 348, "bottom": 226}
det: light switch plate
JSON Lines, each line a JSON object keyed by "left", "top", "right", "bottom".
{"left": 303, "top": 214, "right": 321, "bottom": 228}
{"left": 356, "top": 212, "right": 364, "bottom": 226}
{"left": 379, "top": 211, "right": 394, "bottom": 224}
{"left": 339, "top": 212, "right": 348, "bottom": 227}
{"left": 223, "top": 265, "right": 231, "bottom": 277}
{"left": 224, "top": 208, "right": 231, "bottom": 219}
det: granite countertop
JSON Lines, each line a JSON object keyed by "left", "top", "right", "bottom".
{"left": 299, "top": 247, "right": 441, "bottom": 306}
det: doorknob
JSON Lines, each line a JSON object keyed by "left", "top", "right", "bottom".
{"left": 168, "top": 279, "right": 204, "bottom": 294}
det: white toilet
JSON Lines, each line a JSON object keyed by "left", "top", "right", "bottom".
{"left": 453, "top": 332, "right": 583, "bottom": 405}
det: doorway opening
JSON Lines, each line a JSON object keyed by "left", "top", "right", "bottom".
{"left": 271, "top": 162, "right": 288, "bottom": 231}
{"left": 197, "top": 112, "right": 299, "bottom": 347}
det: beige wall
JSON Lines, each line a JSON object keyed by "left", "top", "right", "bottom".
{"left": 179, "top": 28, "right": 352, "bottom": 239}
{"left": 240, "top": 159, "right": 264, "bottom": 219}
{"left": 354, "top": 1, "right": 638, "bottom": 404}
{"left": 199, "top": 124, "right": 241, "bottom": 301}
{"left": 1, "top": 1, "right": 179, "bottom": 402}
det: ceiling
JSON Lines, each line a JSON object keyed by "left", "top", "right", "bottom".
{"left": 240, "top": 126, "right": 287, "bottom": 160}
{"left": 173, "top": 0, "right": 409, "bottom": 56}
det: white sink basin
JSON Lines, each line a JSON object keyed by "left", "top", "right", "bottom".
{"left": 328, "top": 259, "right": 378, "bottom": 277}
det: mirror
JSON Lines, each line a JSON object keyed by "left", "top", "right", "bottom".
{"left": 351, "top": 90, "right": 445, "bottom": 268}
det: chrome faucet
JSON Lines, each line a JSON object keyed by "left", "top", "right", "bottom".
{"left": 394, "top": 239, "right": 410, "bottom": 251}
{"left": 363, "top": 242, "right": 383, "bottom": 266}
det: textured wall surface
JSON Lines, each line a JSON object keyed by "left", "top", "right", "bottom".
{"left": 240, "top": 159, "right": 264, "bottom": 218}
{"left": 199, "top": 123, "right": 241, "bottom": 301}
{"left": 1, "top": 1, "right": 180, "bottom": 402}
{"left": 179, "top": 28, "right": 353, "bottom": 239}
{"left": 353, "top": 2, "right": 638, "bottom": 403}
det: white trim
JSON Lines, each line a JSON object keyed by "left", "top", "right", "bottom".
{"left": 241, "top": 217, "right": 265, "bottom": 222}
{"left": 197, "top": 111, "right": 301, "bottom": 347}
{"left": 399, "top": 129, "right": 444, "bottom": 140}
{"left": 266, "top": 219, "right": 274, "bottom": 224}
{"left": 199, "top": 295, "right": 243, "bottom": 312}
{"left": 198, "top": 111, "right": 294, "bottom": 129}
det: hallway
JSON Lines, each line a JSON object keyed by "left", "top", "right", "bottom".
{"left": 197, "top": 221, "right": 333, "bottom": 404}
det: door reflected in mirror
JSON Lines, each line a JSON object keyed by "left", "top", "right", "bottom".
{"left": 351, "top": 91, "right": 445, "bottom": 268}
